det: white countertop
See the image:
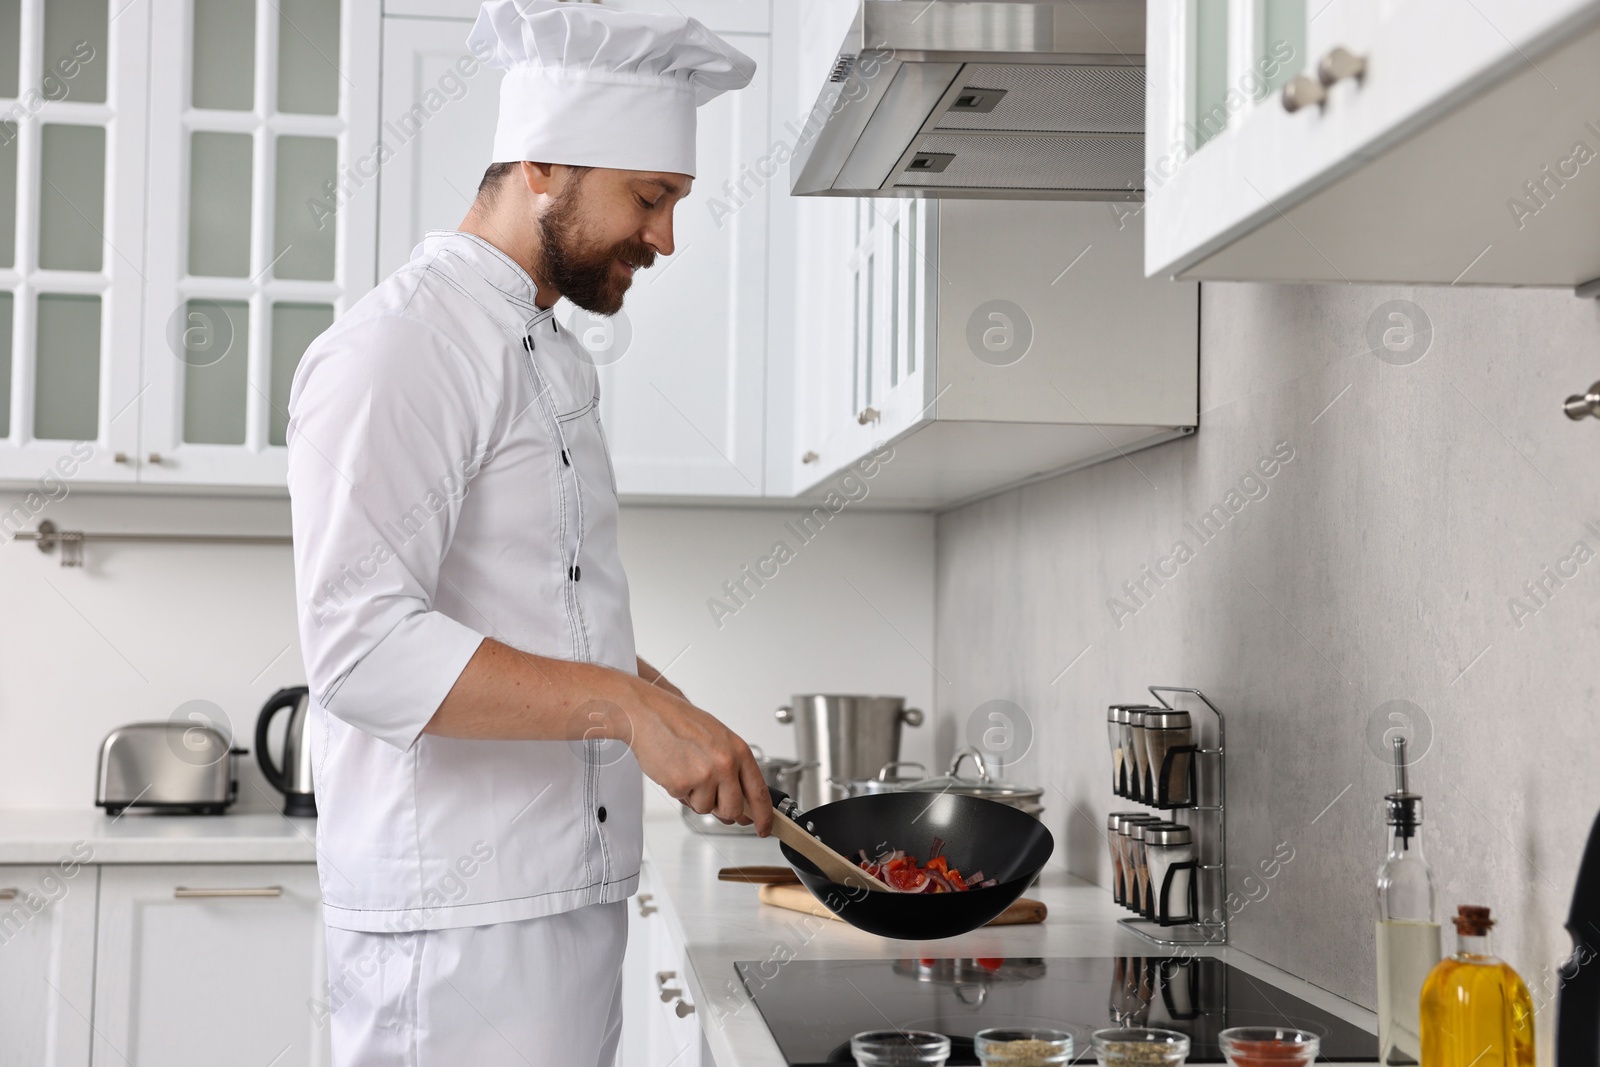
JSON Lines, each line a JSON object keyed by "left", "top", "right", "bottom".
{"left": 0, "top": 809, "right": 317, "bottom": 864}
{"left": 640, "top": 810, "right": 1379, "bottom": 1067}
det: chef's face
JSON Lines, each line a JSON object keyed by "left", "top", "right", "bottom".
{"left": 537, "top": 166, "right": 691, "bottom": 316}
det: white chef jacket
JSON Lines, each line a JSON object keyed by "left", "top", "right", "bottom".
{"left": 285, "top": 229, "right": 642, "bottom": 934}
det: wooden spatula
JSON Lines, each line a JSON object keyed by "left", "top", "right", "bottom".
{"left": 756, "top": 791, "right": 894, "bottom": 893}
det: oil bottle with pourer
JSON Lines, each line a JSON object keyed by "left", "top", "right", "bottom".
{"left": 1375, "top": 736, "right": 1440, "bottom": 1065}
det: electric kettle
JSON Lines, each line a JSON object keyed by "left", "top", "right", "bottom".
{"left": 256, "top": 686, "right": 316, "bottom": 817}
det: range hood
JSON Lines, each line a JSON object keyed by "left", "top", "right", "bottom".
{"left": 790, "top": 1, "right": 1145, "bottom": 200}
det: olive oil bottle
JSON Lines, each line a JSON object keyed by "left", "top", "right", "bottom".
{"left": 1420, "top": 906, "right": 1536, "bottom": 1067}
{"left": 1376, "top": 737, "right": 1439, "bottom": 1065}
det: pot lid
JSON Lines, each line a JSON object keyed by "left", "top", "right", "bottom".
{"left": 899, "top": 746, "right": 1044, "bottom": 802}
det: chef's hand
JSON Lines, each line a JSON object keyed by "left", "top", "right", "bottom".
{"left": 628, "top": 677, "right": 774, "bottom": 837}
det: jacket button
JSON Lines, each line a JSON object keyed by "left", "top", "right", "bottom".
{"left": 561, "top": 449, "right": 571, "bottom": 466}
{"left": 597, "top": 806, "right": 607, "bottom": 823}
{"left": 569, "top": 565, "right": 581, "bottom": 581}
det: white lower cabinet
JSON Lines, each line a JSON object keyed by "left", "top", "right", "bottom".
{"left": 0, "top": 864, "right": 98, "bottom": 1067}
{"left": 621, "top": 864, "right": 702, "bottom": 1067}
{"left": 91, "top": 864, "right": 330, "bottom": 1067}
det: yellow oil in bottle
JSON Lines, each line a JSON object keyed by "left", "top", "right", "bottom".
{"left": 1420, "top": 906, "right": 1536, "bottom": 1067}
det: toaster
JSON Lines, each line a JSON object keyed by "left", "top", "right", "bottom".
{"left": 95, "top": 722, "right": 242, "bottom": 815}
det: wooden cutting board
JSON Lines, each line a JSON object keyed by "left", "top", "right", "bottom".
{"left": 757, "top": 882, "right": 1048, "bottom": 926}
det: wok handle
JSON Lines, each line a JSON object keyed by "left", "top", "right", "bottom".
{"left": 759, "top": 790, "right": 893, "bottom": 894}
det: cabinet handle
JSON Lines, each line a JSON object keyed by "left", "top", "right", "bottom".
{"left": 659, "top": 986, "right": 684, "bottom": 1003}
{"left": 173, "top": 886, "right": 283, "bottom": 898}
{"left": 1280, "top": 75, "right": 1326, "bottom": 112}
{"left": 1317, "top": 46, "right": 1367, "bottom": 87}
{"left": 801, "top": 450, "right": 819, "bottom": 464}
{"left": 1565, "top": 381, "right": 1600, "bottom": 420}
{"left": 655, "top": 970, "right": 677, "bottom": 989}
{"left": 147, "top": 453, "right": 164, "bottom": 466}
{"left": 857, "top": 406, "right": 880, "bottom": 425}
{"left": 675, "top": 998, "right": 696, "bottom": 1018}
{"left": 113, "top": 453, "right": 129, "bottom": 465}
{"left": 0, "top": 888, "right": 17, "bottom": 900}
{"left": 637, "top": 893, "right": 658, "bottom": 917}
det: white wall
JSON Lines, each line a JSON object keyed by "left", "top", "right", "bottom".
{"left": 0, "top": 498, "right": 934, "bottom": 813}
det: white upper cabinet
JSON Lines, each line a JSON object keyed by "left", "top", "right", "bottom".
{"left": 140, "top": 0, "right": 381, "bottom": 487}
{"left": 0, "top": 0, "right": 381, "bottom": 493}
{"left": 1145, "top": 0, "right": 1600, "bottom": 287}
{"left": 0, "top": 0, "right": 150, "bottom": 486}
{"left": 793, "top": 197, "right": 1199, "bottom": 508}
{"left": 593, "top": 32, "right": 770, "bottom": 498}
{"left": 377, "top": 7, "right": 773, "bottom": 499}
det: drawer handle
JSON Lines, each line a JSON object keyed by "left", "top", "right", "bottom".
{"left": 637, "top": 893, "right": 658, "bottom": 917}
{"left": 174, "top": 886, "right": 283, "bottom": 898}
{"left": 659, "top": 986, "right": 684, "bottom": 1003}
{"left": 801, "top": 450, "right": 819, "bottom": 464}
{"left": 675, "top": 998, "right": 696, "bottom": 1018}
{"left": 857, "top": 406, "right": 880, "bottom": 425}
{"left": 656, "top": 970, "right": 677, "bottom": 989}
{"left": 0, "top": 888, "right": 17, "bottom": 900}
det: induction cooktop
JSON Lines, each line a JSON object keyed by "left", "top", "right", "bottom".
{"left": 734, "top": 956, "right": 1378, "bottom": 1065}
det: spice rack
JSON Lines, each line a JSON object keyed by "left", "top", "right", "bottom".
{"left": 1113, "top": 686, "right": 1228, "bottom": 946}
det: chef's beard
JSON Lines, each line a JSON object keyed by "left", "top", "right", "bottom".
{"left": 536, "top": 174, "right": 656, "bottom": 317}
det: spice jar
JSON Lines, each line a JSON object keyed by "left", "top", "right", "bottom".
{"left": 1144, "top": 822, "right": 1197, "bottom": 924}
{"left": 1129, "top": 820, "right": 1160, "bottom": 916}
{"left": 1108, "top": 706, "right": 1131, "bottom": 795}
{"left": 1115, "top": 815, "right": 1160, "bottom": 912}
{"left": 1141, "top": 709, "right": 1194, "bottom": 807}
{"left": 1127, "top": 708, "right": 1151, "bottom": 802}
{"left": 1107, "top": 812, "right": 1151, "bottom": 905}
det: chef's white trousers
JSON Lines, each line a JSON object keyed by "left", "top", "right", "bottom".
{"left": 323, "top": 900, "right": 626, "bottom": 1067}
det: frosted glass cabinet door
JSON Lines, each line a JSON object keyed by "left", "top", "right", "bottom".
{"left": 139, "top": 0, "right": 381, "bottom": 487}
{"left": 0, "top": 0, "right": 148, "bottom": 487}
{"left": 0, "top": 864, "right": 98, "bottom": 1067}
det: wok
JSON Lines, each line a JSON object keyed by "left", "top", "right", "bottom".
{"left": 775, "top": 791, "right": 1054, "bottom": 940}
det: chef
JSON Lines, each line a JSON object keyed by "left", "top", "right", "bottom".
{"left": 284, "top": 2, "right": 770, "bottom": 1063}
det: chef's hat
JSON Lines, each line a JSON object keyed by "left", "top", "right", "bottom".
{"left": 467, "top": 0, "right": 756, "bottom": 177}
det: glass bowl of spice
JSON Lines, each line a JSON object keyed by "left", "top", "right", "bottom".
{"left": 1090, "top": 1027, "right": 1191, "bottom": 1066}
{"left": 1218, "top": 1027, "right": 1320, "bottom": 1067}
{"left": 851, "top": 1030, "right": 952, "bottom": 1066}
{"left": 975, "top": 1027, "right": 1074, "bottom": 1066}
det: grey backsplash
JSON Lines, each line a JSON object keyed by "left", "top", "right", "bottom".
{"left": 935, "top": 282, "right": 1600, "bottom": 1037}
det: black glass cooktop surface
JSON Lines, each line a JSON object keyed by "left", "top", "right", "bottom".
{"left": 734, "top": 956, "right": 1378, "bottom": 1065}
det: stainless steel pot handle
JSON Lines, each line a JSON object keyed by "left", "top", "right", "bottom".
{"left": 948, "top": 746, "right": 991, "bottom": 782}
{"left": 775, "top": 705, "right": 794, "bottom": 724}
{"left": 900, "top": 707, "right": 924, "bottom": 727}
{"left": 876, "top": 761, "right": 927, "bottom": 782}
